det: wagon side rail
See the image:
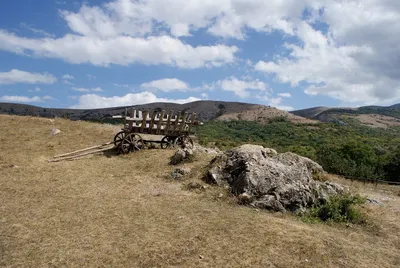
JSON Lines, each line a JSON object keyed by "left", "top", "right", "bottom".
{"left": 112, "top": 108, "right": 201, "bottom": 136}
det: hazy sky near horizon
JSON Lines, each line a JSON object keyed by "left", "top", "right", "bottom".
{"left": 0, "top": 0, "right": 400, "bottom": 110}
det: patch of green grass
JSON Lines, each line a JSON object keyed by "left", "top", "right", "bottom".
{"left": 301, "top": 193, "right": 367, "bottom": 224}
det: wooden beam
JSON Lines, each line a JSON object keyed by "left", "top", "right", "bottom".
{"left": 49, "top": 147, "right": 113, "bottom": 162}
{"left": 172, "top": 112, "right": 181, "bottom": 134}
{"left": 180, "top": 112, "right": 188, "bottom": 132}
{"left": 156, "top": 110, "right": 165, "bottom": 134}
{"left": 149, "top": 110, "right": 157, "bottom": 131}
{"left": 165, "top": 110, "right": 173, "bottom": 134}
{"left": 53, "top": 142, "right": 113, "bottom": 158}
{"left": 140, "top": 110, "right": 148, "bottom": 133}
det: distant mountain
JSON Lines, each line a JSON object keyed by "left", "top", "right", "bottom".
{"left": 0, "top": 100, "right": 313, "bottom": 124}
{"left": 292, "top": 103, "right": 400, "bottom": 128}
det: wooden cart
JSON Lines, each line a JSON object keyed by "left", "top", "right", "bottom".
{"left": 112, "top": 108, "right": 202, "bottom": 154}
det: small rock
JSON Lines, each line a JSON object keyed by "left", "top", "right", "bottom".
{"left": 186, "top": 182, "right": 205, "bottom": 190}
{"left": 238, "top": 193, "right": 252, "bottom": 204}
{"left": 170, "top": 148, "right": 194, "bottom": 165}
{"left": 199, "top": 255, "right": 204, "bottom": 259}
{"left": 170, "top": 167, "right": 191, "bottom": 180}
{"left": 366, "top": 198, "right": 384, "bottom": 206}
{"left": 50, "top": 128, "right": 61, "bottom": 135}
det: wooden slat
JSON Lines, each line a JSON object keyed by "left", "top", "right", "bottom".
{"left": 140, "top": 110, "right": 148, "bottom": 133}
{"left": 165, "top": 110, "right": 173, "bottom": 134}
{"left": 149, "top": 110, "right": 157, "bottom": 130}
{"left": 172, "top": 112, "right": 181, "bottom": 134}
{"left": 128, "top": 108, "right": 134, "bottom": 129}
{"left": 156, "top": 110, "right": 165, "bottom": 134}
{"left": 180, "top": 112, "right": 188, "bottom": 132}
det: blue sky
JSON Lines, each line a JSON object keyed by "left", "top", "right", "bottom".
{"left": 0, "top": 0, "right": 399, "bottom": 110}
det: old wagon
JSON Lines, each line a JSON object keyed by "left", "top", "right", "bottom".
{"left": 112, "top": 108, "right": 202, "bottom": 154}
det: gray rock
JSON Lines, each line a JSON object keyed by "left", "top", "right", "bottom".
{"left": 170, "top": 148, "right": 194, "bottom": 165}
{"left": 170, "top": 167, "right": 191, "bottom": 180}
{"left": 193, "top": 143, "right": 222, "bottom": 155}
{"left": 205, "top": 144, "right": 344, "bottom": 212}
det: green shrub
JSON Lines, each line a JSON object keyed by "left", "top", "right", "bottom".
{"left": 301, "top": 193, "right": 366, "bottom": 224}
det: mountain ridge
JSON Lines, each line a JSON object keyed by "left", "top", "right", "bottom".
{"left": 1, "top": 101, "right": 399, "bottom": 127}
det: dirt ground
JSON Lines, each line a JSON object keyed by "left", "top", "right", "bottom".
{"left": 0, "top": 115, "right": 399, "bottom": 268}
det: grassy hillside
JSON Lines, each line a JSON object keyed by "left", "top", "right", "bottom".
{"left": 197, "top": 120, "right": 400, "bottom": 182}
{"left": 1, "top": 115, "right": 399, "bottom": 267}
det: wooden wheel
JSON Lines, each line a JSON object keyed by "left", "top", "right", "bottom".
{"left": 161, "top": 136, "right": 175, "bottom": 149}
{"left": 174, "top": 135, "right": 194, "bottom": 149}
{"left": 113, "top": 131, "right": 126, "bottom": 147}
{"left": 119, "top": 133, "right": 144, "bottom": 154}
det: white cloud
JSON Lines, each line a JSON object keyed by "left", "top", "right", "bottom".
{"left": 278, "top": 93, "right": 291, "bottom": 98}
{"left": 20, "top": 23, "right": 55, "bottom": 38}
{"left": 60, "top": 0, "right": 306, "bottom": 39}
{"left": 62, "top": 74, "right": 74, "bottom": 80}
{"left": 0, "top": 95, "right": 50, "bottom": 103}
{"left": 201, "top": 93, "right": 209, "bottom": 99}
{"left": 71, "top": 91, "right": 201, "bottom": 109}
{"left": 62, "top": 74, "right": 75, "bottom": 85}
{"left": 140, "top": 78, "right": 189, "bottom": 92}
{"left": 28, "top": 87, "right": 41, "bottom": 92}
{"left": 114, "top": 83, "right": 129, "bottom": 88}
{"left": 214, "top": 76, "right": 268, "bottom": 98}
{"left": 266, "top": 97, "right": 293, "bottom": 111}
{"left": 255, "top": 1, "right": 400, "bottom": 105}
{"left": 72, "top": 87, "right": 103, "bottom": 92}
{"left": 87, "top": 74, "right": 96, "bottom": 80}
{"left": 257, "top": 94, "right": 293, "bottom": 111}
{"left": 0, "top": 30, "right": 238, "bottom": 68}
{"left": 0, "top": 69, "right": 57, "bottom": 85}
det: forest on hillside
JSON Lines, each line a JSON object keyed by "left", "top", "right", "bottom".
{"left": 196, "top": 119, "right": 400, "bottom": 183}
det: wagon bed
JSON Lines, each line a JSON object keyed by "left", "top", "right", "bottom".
{"left": 112, "top": 108, "right": 202, "bottom": 154}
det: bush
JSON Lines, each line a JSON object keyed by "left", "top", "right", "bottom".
{"left": 301, "top": 193, "right": 366, "bottom": 224}
{"left": 268, "top": 116, "right": 289, "bottom": 124}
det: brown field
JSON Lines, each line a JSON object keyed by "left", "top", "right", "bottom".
{"left": 0, "top": 115, "right": 399, "bottom": 268}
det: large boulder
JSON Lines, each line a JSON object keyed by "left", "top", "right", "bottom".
{"left": 205, "top": 144, "right": 344, "bottom": 212}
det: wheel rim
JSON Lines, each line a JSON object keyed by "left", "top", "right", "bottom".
{"left": 174, "top": 135, "right": 193, "bottom": 149}
{"left": 161, "top": 136, "right": 174, "bottom": 149}
{"left": 120, "top": 133, "right": 144, "bottom": 154}
{"left": 114, "top": 131, "right": 126, "bottom": 147}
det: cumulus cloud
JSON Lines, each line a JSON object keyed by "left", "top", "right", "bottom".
{"left": 0, "top": 30, "right": 237, "bottom": 68}
{"left": 71, "top": 91, "right": 201, "bottom": 109}
{"left": 213, "top": 76, "right": 268, "bottom": 98}
{"left": 60, "top": 0, "right": 307, "bottom": 39}
{"left": 1, "top": 0, "right": 400, "bottom": 106}
{"left": 140, "top": 78, "right": 189, "bottom": 92}
{"left": 0, "top": 69, "right": 57, "bottom": 85}
{"left": 255, "top": 1, "right": 400, "bottom": 105}
{"left": 0, "top": 95, "right": 52, "bottom": 103}
{"left": 266, "top": 97, "right": 293, "bottom": 111}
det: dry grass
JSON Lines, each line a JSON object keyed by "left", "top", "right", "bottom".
{"left": 1, "top": 114, "right": 399, "bottom": 268}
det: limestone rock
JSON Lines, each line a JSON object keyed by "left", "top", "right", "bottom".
{"left": 170, "top": 148, "right": 194, "bottom": 165}
{"left": 205, "top": 144, "right": 345, "bottom": 212}
{"left": 50, "top": 128, "right": 61, "bottom": 135}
